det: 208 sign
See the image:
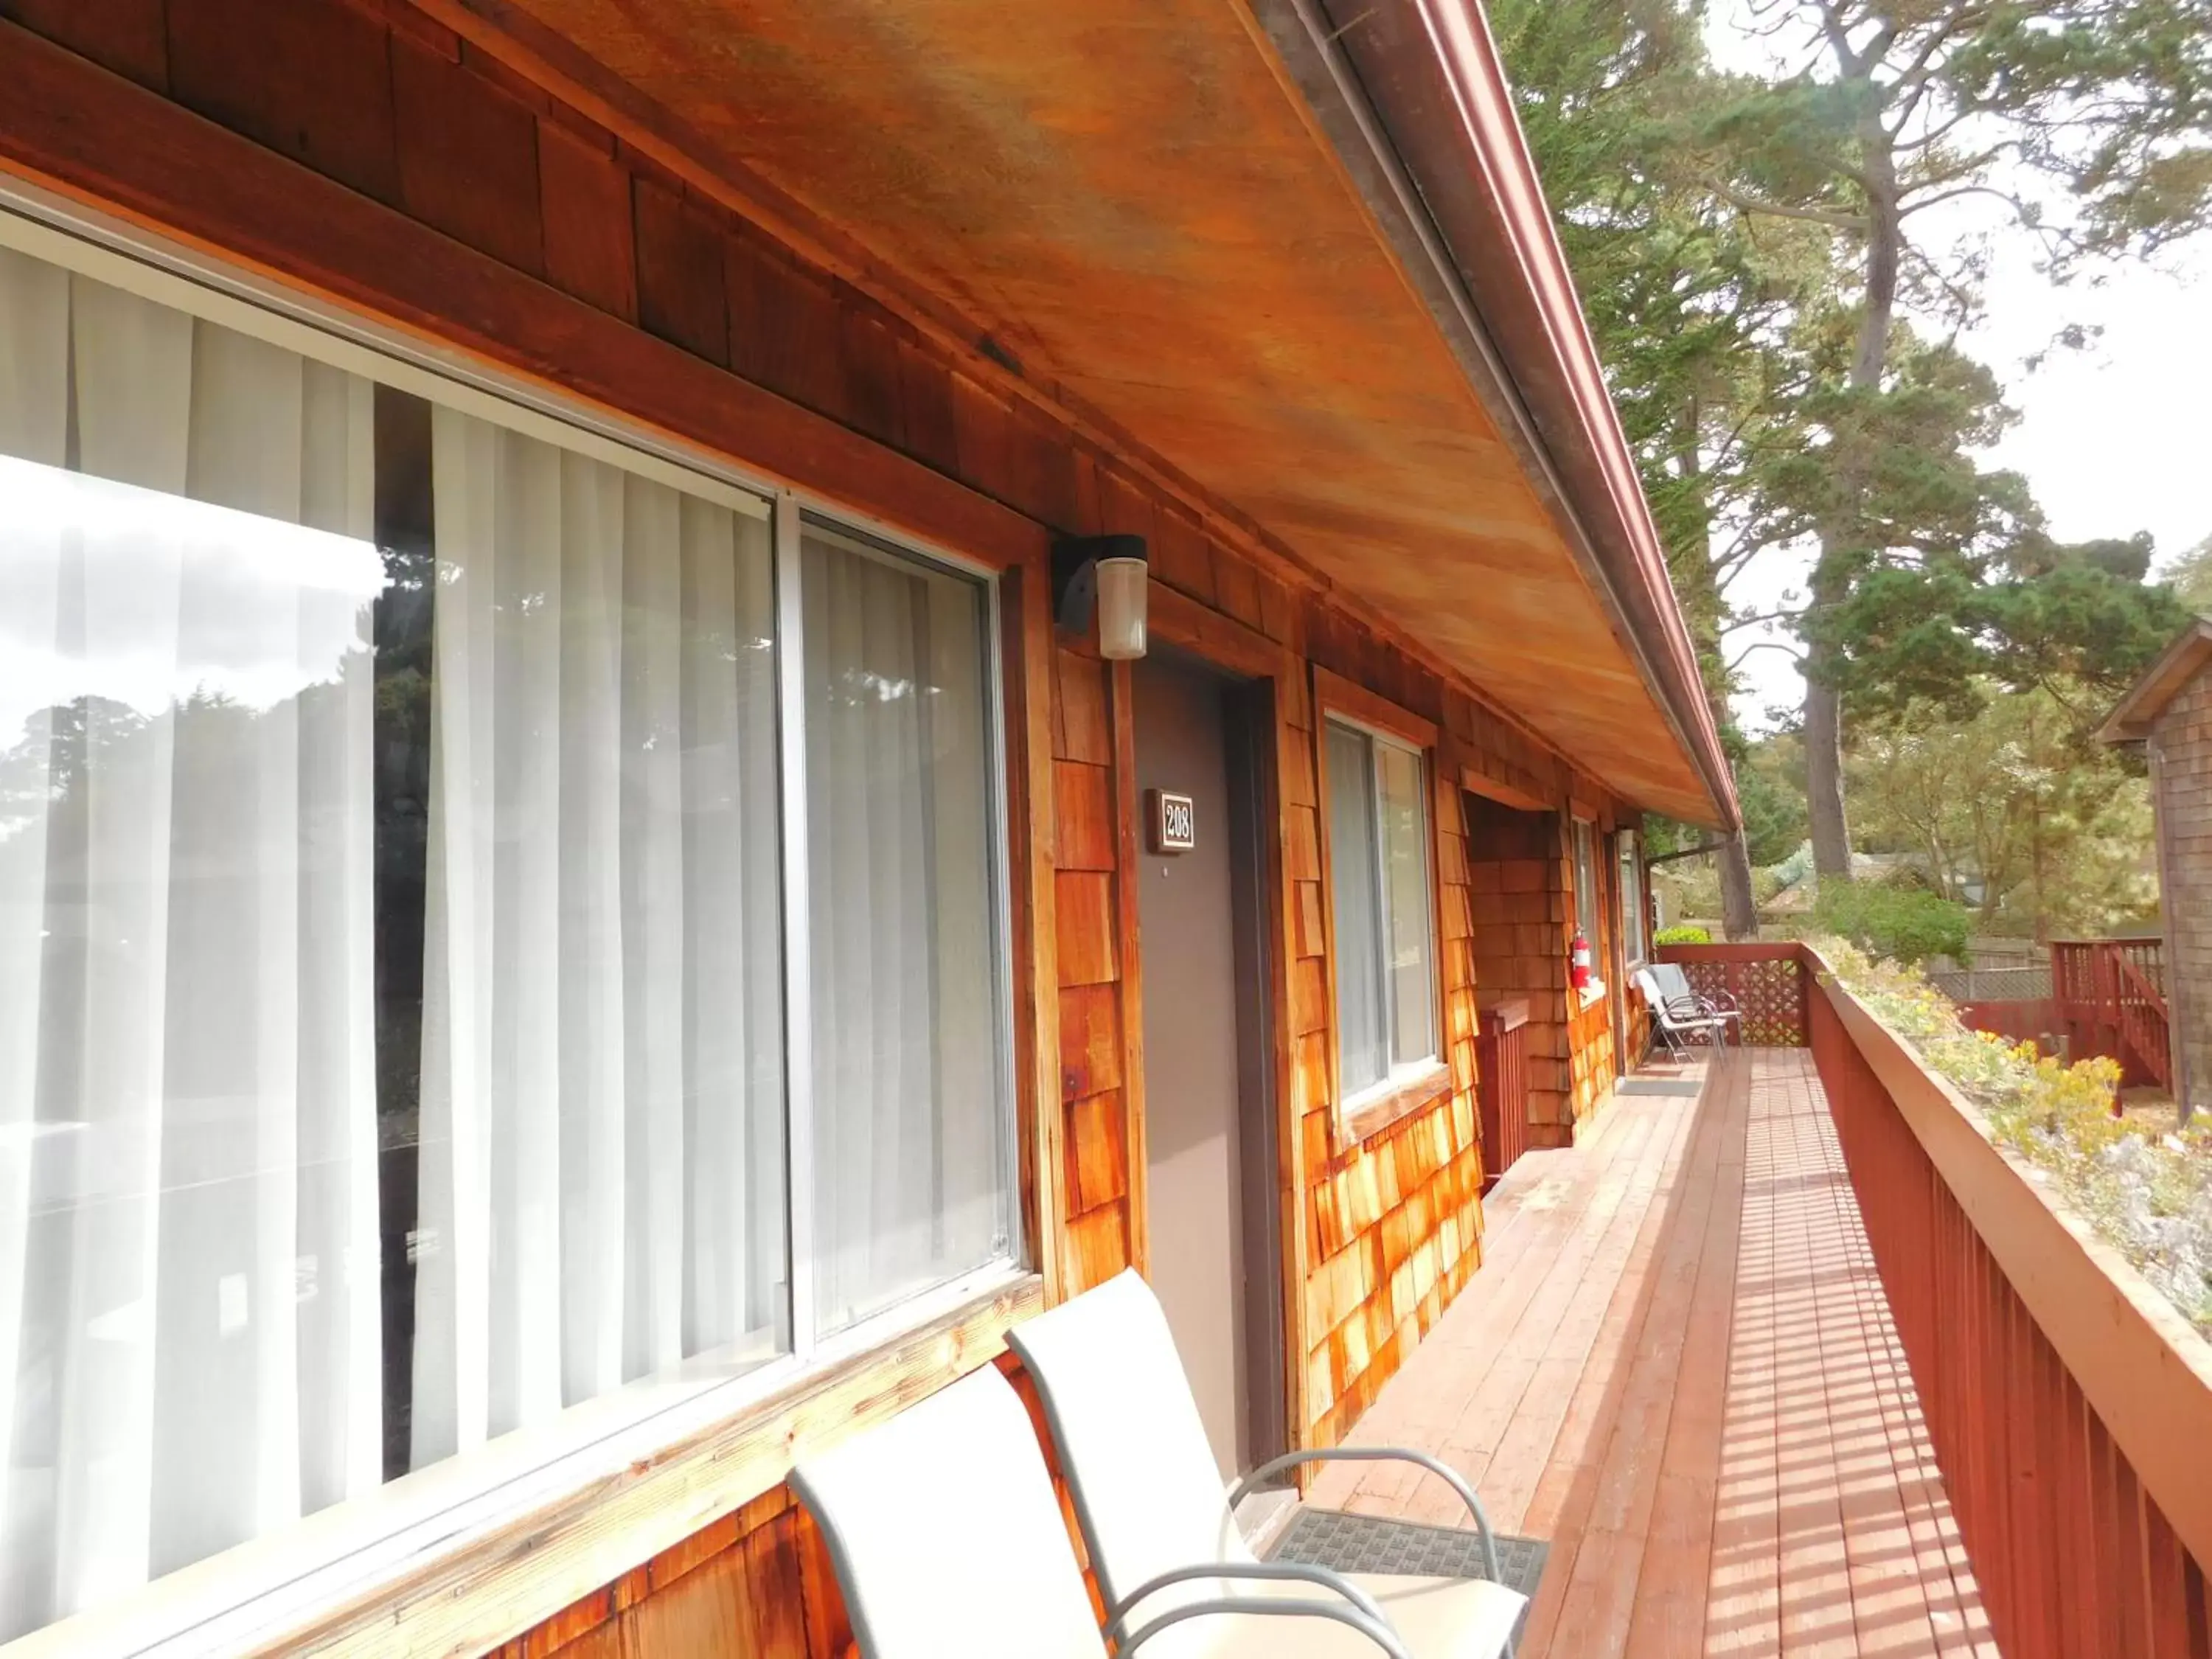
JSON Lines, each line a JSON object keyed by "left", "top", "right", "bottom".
{"left": 1148, "top": 789, "right": 1196, "bottom": 855}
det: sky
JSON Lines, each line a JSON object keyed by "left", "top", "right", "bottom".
{"left": 1700, "top": 7, "right": 2212, "bottom": 732}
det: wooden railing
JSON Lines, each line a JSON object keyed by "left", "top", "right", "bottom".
{"left": 1655, "top": 942, "right": 1810, "bottom": 1045}
{"left": 1475, "top": 998, "right": 1529, "bottom": 1190}
{"left": 2053, "top": 938, "right": 2173, "bottom": 1091}
{"left": 1783, "top": 938, "right": 2212, "bottom": 1658}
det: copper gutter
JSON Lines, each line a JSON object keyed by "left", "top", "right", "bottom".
{"left": 1251, "top": 0, "right": 1739, "bottom": 829}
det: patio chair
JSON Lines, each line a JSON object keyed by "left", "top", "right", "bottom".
{"left": 791, "top": 1364, "right": 1418, "bottom": 1656}
{"left": 1007, "top": 1270, "right": 1527, "bottom": 1659}
{"left": 1633, "top": 965, "right": 1733, "bottom": 1059}
{"left": 1650, "top": 962, "right": 1741, "bottom": 1043}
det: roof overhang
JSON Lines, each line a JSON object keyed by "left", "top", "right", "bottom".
{"left": 434, "top": 0, "right": 1737, "bottom": 826}
{"left": 2099, "top": 618, "right": 2212, "bottom": 745}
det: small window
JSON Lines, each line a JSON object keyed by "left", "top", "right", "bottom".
{"left": 1618, "top": 830, "right": 1647, "bottom": 966}
{"left": 1324, "top": 719, "right": 1437, "bottom": 1102}
{"left": 1572, "top": 817, "right": 1599, "bottom": 943}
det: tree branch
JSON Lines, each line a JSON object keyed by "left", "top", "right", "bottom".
{"left": 1717, "top": 185, "right": 1868, "bottom": 232}
{"left": 1727, "top": 639, "right": 1809, "bottom": 672}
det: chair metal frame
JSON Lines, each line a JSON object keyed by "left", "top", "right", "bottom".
{"left": 1635, "top": 964, "right": 1734, "bottom": 1060}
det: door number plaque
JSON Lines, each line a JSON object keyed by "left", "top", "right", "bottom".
{"left": 1148, "top": 789, "right": 1196, "bottom": 854}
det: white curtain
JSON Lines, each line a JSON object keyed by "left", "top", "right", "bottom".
{"left": 801, "top": 529, "right": 1002, "bottom": 1334}
{"left": 410, "top": 410, "right": 782, "bottom": 1464}
{"left": 0, "top": 252, "right": 383, "bottom": 1638}
{"left": 1327, "top": 722, "right": 1388, "bottom": 1093}
{"left": 1377, "top": 743, "right": 1434, "bottom": 1065}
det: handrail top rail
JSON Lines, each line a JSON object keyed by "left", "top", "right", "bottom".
{"left": 1802, "top": 940, "right": 2212, "bottom": 1573}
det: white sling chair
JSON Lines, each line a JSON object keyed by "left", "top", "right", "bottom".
{"left": 1007, "top": 1270, "right": 1526, "bottom": 1658}
{"left": 1633, "top": 964, "right": 1733, "bottom": 1058}
{"left": 792, "top": 1364, "right": 1418, "bottom": 1657}
{"left": 1650, "top": 962, "right": 1741, "bottom": 1041}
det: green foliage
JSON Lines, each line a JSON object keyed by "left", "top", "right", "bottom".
{"left": 1495, "top": 0, "right": 2212, "bottom": 893}
{"left": 1846, "top": 684, "right": 2159, "bottom": 936}
{"left": 1737, "top": 730, "right": 1809, "bottom": 866}
{"left": 1653, "top": 924, "right": 1711, "bottom": 945}
{"left": 1818, "top": 938, "right": 2212, "bottom": 1336}
{"left": 2171, "top": 535, "right": 2212, "bottom": 615}
{"left": 1823, "top": 529, "right": 2192, "bottom": 726}
{"left": 1810, "top": 883, "right": 1970, "bottom": 964}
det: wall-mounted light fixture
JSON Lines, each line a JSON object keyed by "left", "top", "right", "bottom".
{"left": 1052, "top": 534, "right": 1150, "bottom": 660}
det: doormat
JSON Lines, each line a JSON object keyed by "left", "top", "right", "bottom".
{"left": 1266, "top": 1506, "right": 1548, "bottom": 1629}
{"left": 1617, "top": 1076, "right": 1705, "bottom": 1096}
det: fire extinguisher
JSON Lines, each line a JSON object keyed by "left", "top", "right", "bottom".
{"left": 1570, "top": 928, "right": 1593, "bottom": 992}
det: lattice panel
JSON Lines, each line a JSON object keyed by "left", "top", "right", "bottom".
{"left": 1675, "top": 955, "right": 1807, "bottom": 1046}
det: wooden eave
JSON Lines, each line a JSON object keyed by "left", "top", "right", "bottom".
{"left": 2099, "top": 618, "right": 2212, "bottom": 744}
{"left": 431, "top": 0, "right": 1736, "bottom": 826}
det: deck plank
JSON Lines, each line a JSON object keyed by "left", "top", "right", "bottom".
{"left": 1297, "top": 1049, "right": 1988, "bottom": 1659}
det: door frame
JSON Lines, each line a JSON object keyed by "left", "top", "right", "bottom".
{"left": 1132, "top": 582, "right": 1306, "bottom": 1459}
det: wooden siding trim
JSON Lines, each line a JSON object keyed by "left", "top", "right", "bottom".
{"left": 1313, "top": 663, "right": 1441, "bottom": 753}
{"left": 1110, "top": 655, "right": 1150, "bottom": 1279}
{"left": 1008, "top": 562, "right": 1066, "bottom": 1303}
{"left": 1149, "top": 578, "right": 1284, "bottom": 681}
{"left": 1459, "top": 763, "right": 1550, "bottom": 815}
{"left": 33, "top": 1278, "right": 1041, "bottom": 1659}
{"left": 1817, "top": 964, "right": 2212, "bottom": 1571}
{"left": 1341, "top": 1061, "right": 1453, "bottom": 1146}
{"left": 0, "top": 18, "right": 1046, "bottom": 574}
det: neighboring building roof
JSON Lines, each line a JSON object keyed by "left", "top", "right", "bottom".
{"left": 2099, "top": 619, "right": 2212, "bottom": 744}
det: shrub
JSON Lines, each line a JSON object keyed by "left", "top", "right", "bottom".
{"left": 1652, "top": 924, "right": 1711, "bottom": 945}
{"left": 1811, "top": 881, "right": 1969, "bottom": 965}
{"left": 1815, "top": 936, "right": 2212, "bottom": 1338}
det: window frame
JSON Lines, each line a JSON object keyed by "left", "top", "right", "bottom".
{"left": 0, "top": 187, "right": 1034, "bottom": 1656}
{"left": 1616, "top": 828, "right": 1647, "bottom": 970}
{"left": 1311, "top": 668, "right": 1447, "bottom": 1141}
{"left": 1571, "top": 810, "right": 1605, "bottom": 1006}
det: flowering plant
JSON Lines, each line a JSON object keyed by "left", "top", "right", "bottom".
{"left": 1814, "top": 936, "right": 2212, "bottom": 1337}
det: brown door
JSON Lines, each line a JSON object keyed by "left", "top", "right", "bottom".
{"left": 1133, "top": 651, "right": 1282, "bottom": 1480}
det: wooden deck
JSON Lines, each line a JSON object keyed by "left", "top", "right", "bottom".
{"left": 1305, "top": 1048, "right": 1997, "bottom": 1657}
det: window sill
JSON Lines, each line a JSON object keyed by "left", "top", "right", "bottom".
{"left": 1578, "top": 979, "right": 1609, "bottom": 1012}
{"left": 24, "top": 1270, "right": 1043, "bottom": 1659}
{"left": 1341, "top": 1061, "right": 1454, "bottom": 1147}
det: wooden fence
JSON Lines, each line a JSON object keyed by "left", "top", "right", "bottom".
{"left": 1790, "top": 939, "right": 2212, "bottom": 1658}
{"left": 1655, "top": 942, "right": 1809, "bottom": 1046}
{"left": 1475, "top": 999, "right": 1530, "bottom": 1190}
{"left": 2053, "top": 939, "right": 2173, "bottom": 1091}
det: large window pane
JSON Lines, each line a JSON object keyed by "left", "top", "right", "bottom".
{"left": 1326, "top": 718, "right": 1436, "bottom": 1103}
{"left": 406, "top": 405, "right": 785, "bottom": 1467}
{"left": 1326, "top": 722, "right": 1388, "bottom": 1096}
{"left": 801, "top": 525, "right": 1010, "bottom": 1335}
{"left": 1618, "top": 832, "right": 1646, "bottom": 964}
{"left": 1573, "top": 819, "right": 1599, "bottom": 942}
{"left": 0, "top": 245, "right": 788, "bottom": 1639}
{"left": 1376, "top": 742, "right": 1435, "bottom": 1066}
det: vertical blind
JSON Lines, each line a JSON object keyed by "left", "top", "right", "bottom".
{"left": 0, "top": 230, "right": 1015, "bottom": 1641}
{"left": 0, "top": 254, "right": 387, "bottom": 1621}
{"left": 1618, "top": 832, "right": 1646, "bottom": 963}
{"left": 1324, "top": 718, "right": 1436, "bottom": 1099}
{"left": 408, "top": 409, "right": 785, "bottom": 1465}
{"left": 802, "top": 527, "right": 1004, "bottom": 1334}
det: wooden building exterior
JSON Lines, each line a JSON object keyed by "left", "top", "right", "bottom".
{"left": 0, "top": 1, "right": 1731, "bottom": 1654}
{"left": 2101, "top": 618, "right": 2212, "bottom": 1119}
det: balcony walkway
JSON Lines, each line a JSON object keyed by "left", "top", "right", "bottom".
{"left": 1305, "top": 1048, "right": 1997, "bottom": 1657}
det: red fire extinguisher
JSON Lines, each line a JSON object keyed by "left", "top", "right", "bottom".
{"left": 1570, "top": 928, "right": 1593, "bottom": 992}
